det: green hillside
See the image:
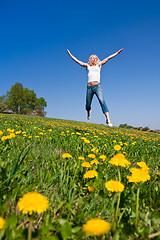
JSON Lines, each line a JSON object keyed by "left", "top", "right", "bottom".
{"left": 0, "top": 114, "right": 160, "bottom": 239}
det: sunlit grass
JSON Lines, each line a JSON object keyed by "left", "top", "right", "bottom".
{"left": 0, "top": 113, "right": 160, "bottom": 239}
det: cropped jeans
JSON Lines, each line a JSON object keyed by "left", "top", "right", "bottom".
{"left": 85, "top": 83, "right": 109, "bottom": 114}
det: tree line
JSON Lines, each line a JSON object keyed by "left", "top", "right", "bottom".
{"left": 0, "top": 83, "right": 47, "bottom": 116}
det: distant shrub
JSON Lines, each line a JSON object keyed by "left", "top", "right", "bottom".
{"left": 142, "top": 127, "right": 150, "bottom": 131}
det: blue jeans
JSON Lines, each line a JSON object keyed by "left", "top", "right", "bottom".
{"left": 86, "top": 83, "right": 109, "bottom": 114}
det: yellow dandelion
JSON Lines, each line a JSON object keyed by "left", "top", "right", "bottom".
{"left": 90, "top": 160, "right": 99, "bottom": 165}
{"left": 76, "top": 132, "right": 81, "bottom": 135}
{"left": 15, "top": 131, "right": 21, "bottom": 134}
{"left": 156, "top": 172, "right": 160, "bottom": 176}
{"left": 62, "top": 153, "right": 72, "bottom": 158}
{"left": 0, "top": 130, "right": 3, "bottom": 135}
{"left": 78, "top": 156, "right": 85, "bottom": 160}
{"left": 7, "top": 128, "right": 14, "bottom": 132}
{"left": 82, "top": 218, "right": 110, "bottom": 236}
{"left": 1, "top": 136, "right": 7, "bottom": 141}
{"left": 99, "top": 155, "right": 106, "bottom": 161}
{"left": 17, "top": 192, "right": 49, "bottom": 215}
{"left": 91, "top": 148, "right": 99, "bottom": 153}
{"left": 83, "top": 170, "right": 98, "bottom": 179}
{"left": 88, "top": 186, "right": 93, "bottom": 192}
{"left": 0, "top": 217, "right": 5, "bottom": 229}
{"left": 105, "top": 180, "right": 125, "bottom": 192}
{"left": 81, "top": 162, "right": 91, "bottom": 168}
{"left": 127, "top": 168, "right": 150, "bottom": 183}
{"left": 84, "top": 139, "right": 90, "bottom": 143}
{"left": 109, "top": 153, "right": 131, "bottom": 167}
{"left": 114, "top": 145, "right": 121, "bottom": 151}
{"left": 88, "top": 154, "right": 96, "bottom": 159}
{"left": 48, "top": 129, "right": 52, "bottom": 132}
{"left": 137, "top": 161, "right": 150, "bottom": 171}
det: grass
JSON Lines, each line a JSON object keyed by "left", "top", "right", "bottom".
{"left": 0, "top": 113, "right": 160, "bottom": 239}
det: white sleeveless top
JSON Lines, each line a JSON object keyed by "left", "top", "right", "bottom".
{"left": 87, "top": 65, "right": 101, "bottom": 83}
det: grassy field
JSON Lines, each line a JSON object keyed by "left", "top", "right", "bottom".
{"left": 0, "top": 114, "right": 160, "bottom": 240}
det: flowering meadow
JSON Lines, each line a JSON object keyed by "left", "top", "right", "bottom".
{"left": 0, "top": 114, "right": 160, "bottom": 240}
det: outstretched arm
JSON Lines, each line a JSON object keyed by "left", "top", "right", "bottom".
{"left": 99, "top": 48, "right": 123, "bottom": 66}
{"left": 67, "top": 49, "right": 88, "bottom": 68}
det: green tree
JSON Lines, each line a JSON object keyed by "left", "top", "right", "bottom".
{"left": 1, "top": 82, "right": 47, "bottom": 116}
{"left": 0, "top": 96, "right": 5, "bottom": 112}
{"left": 23, "top": 88, "right": 37, "bottom": 111}
{"left": 7, "top": 83, "right": 25, "bottom": 114}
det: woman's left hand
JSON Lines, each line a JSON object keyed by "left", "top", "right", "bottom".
{"left": 118, "top": 48, "right": 123, "bottom": 54}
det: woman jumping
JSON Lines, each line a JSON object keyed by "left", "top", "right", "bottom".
{"left": 67, "top": 48, "right": 123, "bottom": 127}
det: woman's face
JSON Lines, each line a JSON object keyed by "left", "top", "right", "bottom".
{"left": 90, "top": 55, "right": 98, "bottom": 65}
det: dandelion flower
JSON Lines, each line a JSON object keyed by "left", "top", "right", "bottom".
{"left": 90, "top": 160, "right": 99, "bottom": 165}
{"left": 84, "top": 139, "right": 90, "bottom": 143}
{"left": 0, "top": 217, "right": 5, "bottom": 229}
{"left": 78, "top": 156, "right": 85, "bottom": 160}
{"left": 88, "top": 154, "right": 96, "bottom": 159}
{"left": 62, "top": 153, "right": 72, "bottom": 158}
{"left": 156, "top": 172, "right": 160, "bottom": 176}
{"left": 81, "top": 162, "right": 91, "bottom": 168}
{"left": 1, "top": 136, "right": 7, "bottom": 141}
{"left": 137, "top": 161, "right": 150, "bottom": 171}
{"left": 127, "top": 168, "right": 150, "bottom": 183}
{"left": 88, "top": 186, "right": 93, "bottom": 192}
{"left": 76, "top": 132, "right": 81, "bottom": 135}
{"left": 114, "top": 145, "right": 121, "bottom": 151}
{"left": 83, "top": 170, "right": 98, "bottom": 179}
{"left": 82, "top": 218, "right": 110, "bottom": 236}
{"left": 99, "top": 155, "right": 106, "bottom": 161}
{"left": 0, "top": 131, "right": 3, "bottom": 135}
{"left": 17, "top": 192, "right": 49, "bottom": 215}
{"left": 105, "top": 180, "right": 125, "bottom": 192}
{"left": 15, "top": 131, "right": 21, "bottom": 134}
{"left": 91, "top": 148, "right": 99, "bottom": 153}
{"left": 109, "top": 153, "right": 131, "bottom": 167}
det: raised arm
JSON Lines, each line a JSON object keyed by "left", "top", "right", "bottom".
{"left": 67, "top": 49, "right": 88, "bottom": 68}
{"left": 99, "top": 48, "right": 123, "bottom": 66}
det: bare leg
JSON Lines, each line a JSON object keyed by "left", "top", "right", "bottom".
{"left": 104, "top": 112, "right": 113, "bottom": 127}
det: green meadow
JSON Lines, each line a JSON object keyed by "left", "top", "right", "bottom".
{"left": 0, "top": 114, "right": 160, "bottom": 240}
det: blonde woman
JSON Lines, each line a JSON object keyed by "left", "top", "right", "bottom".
{"left": 67, "top": 48, "right": 123, "bottom": 127}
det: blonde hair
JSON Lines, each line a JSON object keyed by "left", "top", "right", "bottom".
{"left": 88, "top": 55, "right": 100, "bottom": 65}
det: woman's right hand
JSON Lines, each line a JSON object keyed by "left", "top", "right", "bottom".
{"left": 67, "top": 49, "right": 70, "bottom": 54}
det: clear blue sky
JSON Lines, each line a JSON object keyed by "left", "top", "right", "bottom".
{"left": 0, "top": 0, "right": 160, "bottom": 129}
